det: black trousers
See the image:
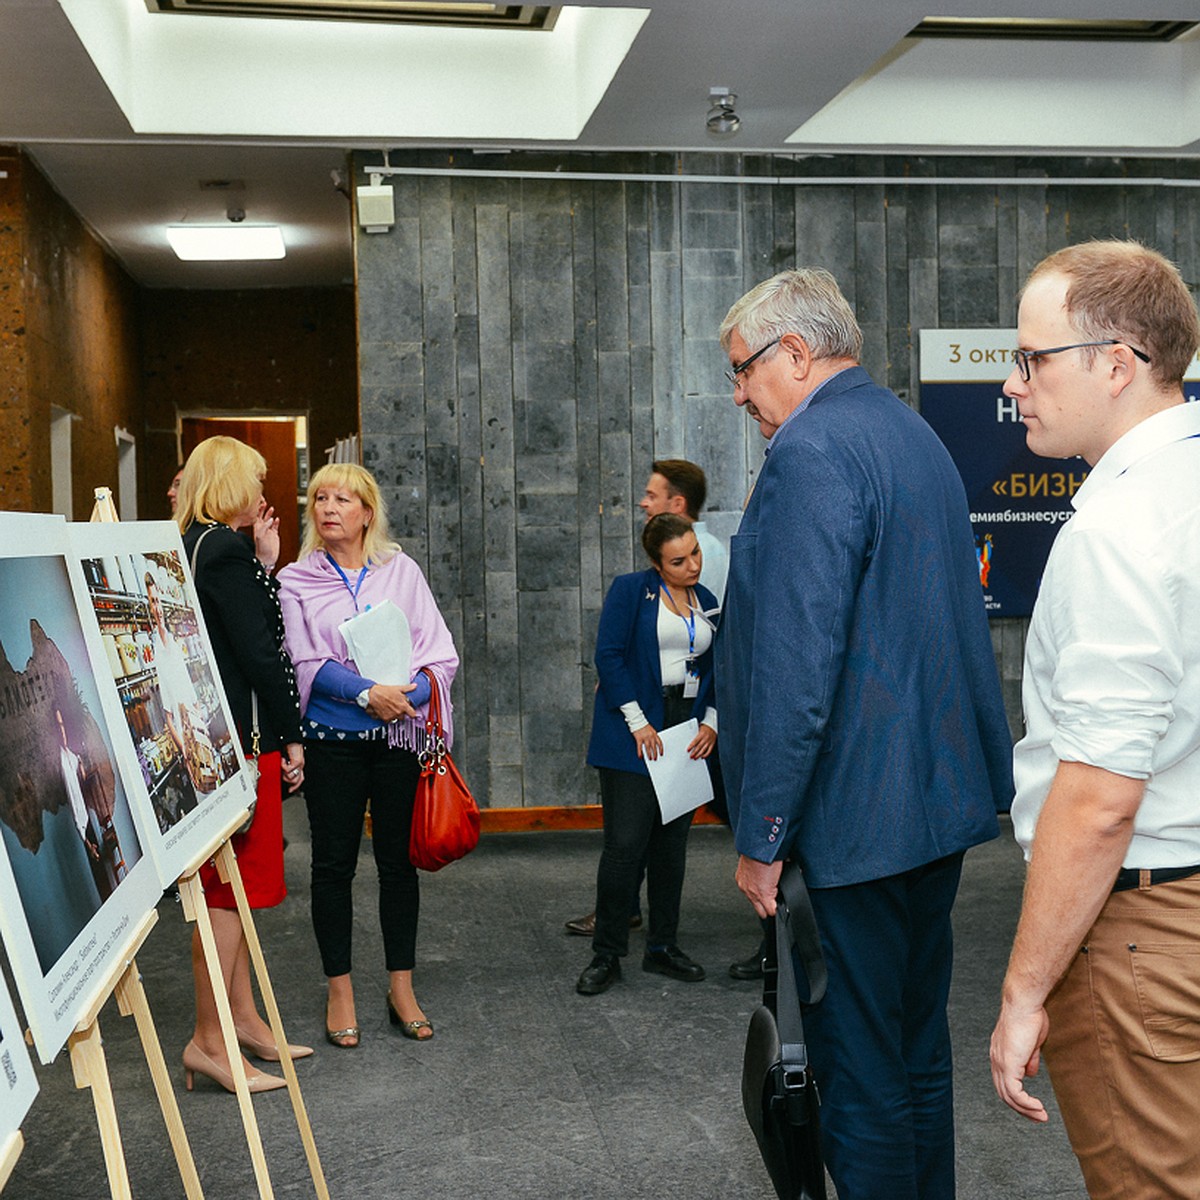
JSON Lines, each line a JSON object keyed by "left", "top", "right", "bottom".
{"left": 592, "top": 690, "right": 697, "bottom": 957}
{"left": 303, "top": 738, "right": 421, "bottom": 977}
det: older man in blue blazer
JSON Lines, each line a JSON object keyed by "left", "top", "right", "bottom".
{"left": 716, "top": 269, "right": 1013, "bottom": 1200}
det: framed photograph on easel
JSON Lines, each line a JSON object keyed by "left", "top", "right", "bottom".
{"left": 0, "top": 514, "right": 161, "bottom": 1064}
{"left": 65, "top": 520, "right": 255, "bottom": 887}
{"left": 0, "top": 969, "right": 38, "bottom": 1154}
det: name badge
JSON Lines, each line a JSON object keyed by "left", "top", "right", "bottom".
{"left": 683, "top": 671, "right": 699, "bottom": 699}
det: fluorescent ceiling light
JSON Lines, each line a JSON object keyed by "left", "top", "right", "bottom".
{"left": 166, "top": 224, "right": 286, "bottom": 259}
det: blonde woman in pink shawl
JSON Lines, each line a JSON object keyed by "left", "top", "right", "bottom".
{"left": 278, "top": 464, "right": 458, "bottom": 1049}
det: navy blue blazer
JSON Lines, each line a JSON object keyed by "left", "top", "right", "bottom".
{"left": 587, "top": 568, "right": 719, "bottom": 777}
{"left": 715, "top": 367, "right": 1012, "bottom": 888}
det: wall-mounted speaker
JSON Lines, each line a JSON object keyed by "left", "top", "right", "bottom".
{"left": 356, "top": 185, "right": 395, "bottom": 233}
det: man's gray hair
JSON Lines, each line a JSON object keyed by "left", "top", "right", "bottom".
{"left": 720, "top": 268, "right": 863, "bottom": 361}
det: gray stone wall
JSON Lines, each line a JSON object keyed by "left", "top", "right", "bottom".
{"left": 355, "top": 150, "right": 1200, "bottom": 807}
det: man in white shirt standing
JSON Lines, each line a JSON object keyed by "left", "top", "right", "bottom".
{"left": 991, "top": 240, "right": 1200, "bottom": 1198}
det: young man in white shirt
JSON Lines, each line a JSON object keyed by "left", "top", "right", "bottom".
{"left": 991, "top": 240, "right": 1200, "bottom": 1198}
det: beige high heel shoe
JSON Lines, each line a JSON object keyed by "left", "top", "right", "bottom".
{"left": 182, "top": 1040, "right": 287, "bottom": 1093}
{"left": 235, "top": 1024, "right": 314, "bottom": 1062}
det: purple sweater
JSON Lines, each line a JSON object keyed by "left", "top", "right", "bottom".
{"left": 277, "top": 549, "right": 459, "bottom": 750}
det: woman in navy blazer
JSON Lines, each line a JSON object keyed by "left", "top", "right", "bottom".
{"left": 576, "top": 514, "right": 719, "bottom": 996}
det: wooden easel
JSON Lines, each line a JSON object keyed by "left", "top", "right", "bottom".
{"left": 0, "top": 1133, "right": 25, "bottom": 1193}
{"left": 110, "top": 942, "right": 205, "bottom": 1200}
{"left": 64, "top": 909, "right": 206, "bottom": 1200}
{"left": 175, "top": 829, "right": 328, "bottom": 1200}
{"left": 89, "top": 487, "right": 328, "bottom": 1199}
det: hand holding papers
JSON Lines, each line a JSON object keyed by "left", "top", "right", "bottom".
{"left": 338, "top": 599, "right": 412, "bottom": 684}
{"left": 644, "top": 718, "right": 714, "bottom": 822}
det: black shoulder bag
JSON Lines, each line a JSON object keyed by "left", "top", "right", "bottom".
{"left": 741, "top": 860, "right": 828, "bottom": 1200}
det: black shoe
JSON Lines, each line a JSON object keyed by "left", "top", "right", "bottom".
{"left": 642, "top": 945, "right": 705, "bottom": 983}
{"left": 576, "top": 954, "right": 622, "bottom": 995}
{"left": 728, "top": 951, "right": 765, "bottom": 981}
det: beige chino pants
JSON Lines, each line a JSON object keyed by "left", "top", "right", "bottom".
{"left": 1043, "top": 874, "right": 1200, "bottom": 1199}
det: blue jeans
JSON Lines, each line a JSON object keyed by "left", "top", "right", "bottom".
{"left": 803, "top": 852, "right": 964, "bottom": 1200}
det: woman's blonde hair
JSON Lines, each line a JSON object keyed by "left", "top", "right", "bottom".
{"left": 174, "top": 436, "right": 267, "bottom": 531}
{"left": 299, "top": 463, "right": 399, "bottom": 565}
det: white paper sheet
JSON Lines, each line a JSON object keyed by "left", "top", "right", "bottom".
{"left": 338, "top": 598, "right": 412, "bottom": 685}
{"left": 645, "top": 718, "right": 714, "bottom": 822}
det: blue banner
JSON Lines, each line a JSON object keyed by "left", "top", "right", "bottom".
{"left": 920, "top": 331, "right": 1200, "bottom": 619}
{"left": 919, "top": 330, "right": 1078, "bottom": 619}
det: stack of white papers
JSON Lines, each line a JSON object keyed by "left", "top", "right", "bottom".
{"left": 644, "top": 718, "right": 715, "bottom": 821}
{"left": 338, "top": 599, "right": 412, "bottom": 684}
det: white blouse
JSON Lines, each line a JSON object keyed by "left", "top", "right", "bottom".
{"left": 619, "top": 592, "right": 717, "bottom": 734}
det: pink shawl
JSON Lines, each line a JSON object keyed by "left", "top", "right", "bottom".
{"left": 277, "top": 550, "right": 459, "bottom": 750}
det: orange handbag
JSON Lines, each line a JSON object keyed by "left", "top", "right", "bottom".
{"left": 408, "top": 668, "right": 480, "bottom": 871}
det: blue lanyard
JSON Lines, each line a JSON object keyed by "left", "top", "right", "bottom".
{"left": 660, "top": 582, "right": 697, "bottom": 666}
{"left": 327, "top": 554, "right": 369, "bottom": 612}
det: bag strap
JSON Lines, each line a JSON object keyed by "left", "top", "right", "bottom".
{"left": 417, "top": 666, "right": 448, "bottom": 774}
{"left": 763, "top": 861, "right": 828, "bottom": 1075}
{"left": 777, "top": 861, "right": 827, "bottom": 1007}
{"left": 249, "top": 692, "right": 260, "bottom": 755}
{"left": 418, "top": 665, "right": 443, "bottom": 734}
{"left": 189, "top": 522, "right": 260, "bottom": 750}
{"left": 188, "top": 523, "right": 219, "bottom": 578}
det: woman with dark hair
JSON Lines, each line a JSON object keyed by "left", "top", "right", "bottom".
{"left": 278, "top": 463, "right": 458, "bottom": 1049}
{"left": 176, "top": 435, "right": 309, "bottom": 1093}
{"left": 576, "top": 512, "right": 719, "bottom": 996}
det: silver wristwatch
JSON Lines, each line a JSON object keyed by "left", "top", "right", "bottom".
{"left": 356, "top": 688, "right": 372, "bottom": 709}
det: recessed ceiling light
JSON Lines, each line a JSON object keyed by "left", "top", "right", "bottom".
{"left": 145, "top": 1, "right": 559, "bottom": 29}
{"left": 166, "top": 225, "right": 287, "bottom": 260}
{"left": 914, "top": 18, "right": 1196, "bottom": 42}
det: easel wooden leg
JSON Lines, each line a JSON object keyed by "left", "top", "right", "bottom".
{"left": 69, "top": 1020, "right": 132, "bottom": 1200}
{"left": 215, "top": 842, "right": 329, "bottom": 1200}
{"left": 113, "top": 959, "right": 204, "bottom": 1200}
{"left": 0, "top": 1132, "right": 24, "bottom": 1192}
{"left": 178, "top": 867, "right": 275, "bottom": 1200}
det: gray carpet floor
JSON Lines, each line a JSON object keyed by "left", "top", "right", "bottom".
{"left": 3, "top": 807, "right": 1085, "bottom": 1198}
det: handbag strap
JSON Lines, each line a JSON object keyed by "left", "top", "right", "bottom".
{"left": 763, "top": 861, "right": 828, "bottom": 1072}
{"left": 188, "top": 522, "right": 260, "bottom": 751}
{"left": 418, "top": 666, "right": 443, "bottom": 734}
{"left": 188, "top": 522, "right": 219, "bottom": 578}
{"left": 417, "top": 666, "right": 447, "bottom": 773}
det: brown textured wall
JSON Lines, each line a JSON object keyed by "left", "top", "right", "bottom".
{"left": 140, "top": 287, "right": 358, "bottom": 518}
{"left": 23, "top": 160, "right": 142, "bottom": 518}
{"left": 0, "top": 151, "right": 31, "bottom": 509}
{"left": 0, "top": 148, "right": 142, "bottom": 516}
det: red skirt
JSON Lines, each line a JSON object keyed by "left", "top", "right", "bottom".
{"left": 200, "top": 749, "right": 286, "bottom": 910}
